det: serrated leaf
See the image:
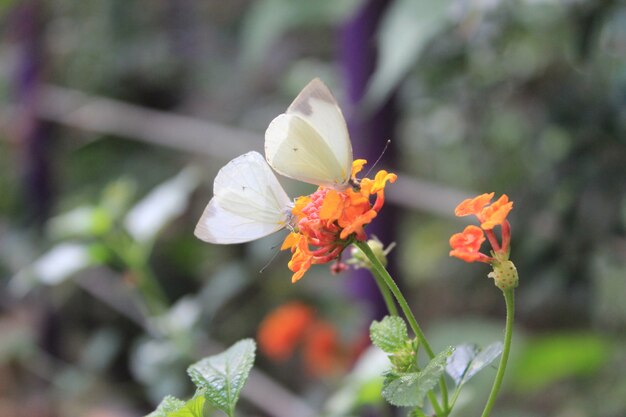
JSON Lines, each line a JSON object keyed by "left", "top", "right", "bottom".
{"left": 168, "top": 395, "right": 205, "bottom": 417}
{"left": 146, "top": 395, "right": 204, "bottom": 417}
{"left": 382, "top": 347, "right": 453, "bottom": 407}
{"left": 446, "top": 342, "right": 503, "bottom": 386}
{"left": 187, "top": 339, "right": 256, "bottom": 417}
{"left": 147, "top": 395, "right": 185, "bottom": 417}
{"left": 465, "top": 342, "right": 503, "bottom": 381}
{"left": 407, "top": 408, "right": 428, "bottom": 417}
{"left": 370, "top": 316, "right": 409, "bottom": 353}
{"left": 445, "top": 344, "right": 479, "bottom": 385}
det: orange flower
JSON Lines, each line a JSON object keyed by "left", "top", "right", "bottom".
{"left": 455, "top": 193, "right": 494, "bottom": 217}
{"left": 449, "top": 225, "right": 489, "bottom": 263}
{"left": 479, "top": 194, "right": 513, "bottom": 230}
{"left": 450, "top": 193, "right": 514, "bottom": 265}
{"left": 351, "top": 159, "right": 367, "bottom": 178}
{"left": 455, "top": 193, "right": 513, "bottom": 230}
{"left": 282, "top": 160, "right": 396, "bottom": 282}
{"left": 257, "top": 302, "right": 315, "bottom": 360}
{"left": 302, "top": 321, "right": 343, "bottom": 377}
{"left": 257, "top": 302, "right": 361, "bottom": 378}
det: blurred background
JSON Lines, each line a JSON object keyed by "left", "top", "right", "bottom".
{"left": 1, "top": 0, "right": 625, "bottom": 416}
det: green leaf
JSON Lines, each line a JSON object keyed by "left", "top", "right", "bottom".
{"left": 512, "top": 333, "right": 611, "bottom": 393}
{"left": 370, "top": 316, "right": 409, "bottom": 353}
{"left": 187, "top": 339, "right": 256, "bottom": 416}
{"left": 0, "top": 0, "right": 18, "bottom": 13}
{"left": 381, "top": 347, "right": 453, "bottom": 407}
{"left": 407, "top": 408, "right": 428, "bottom": 417}
{"left": 363, "top": 0, "right": 454, "bottom": 112}
{"left": 146, "top": 395, "right": 205, "bottom": 417}
{"left": 10, "top": 243, "right": 92, "bottom": 296}
{"left": 239, "top": 0, "right": 362, "bottom": 66}
{"left": 124, "top": 167, "right": 200, "bottom": 243}
{"left": 47, "top": 206, "right": 109, "bottom": 239}
{"left": 169, "top": 396, "right": 205, "bottom": 417}
{"left": 147, "top": 396, "right": 185, "bottom": 417}
{"left": 446, "top": 342, "right": 503, "bottom": 387}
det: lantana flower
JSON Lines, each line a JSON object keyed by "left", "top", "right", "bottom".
{"left": 450, "top": 193, "right": 518, "bottom": 290}
{"left": 257, "top": 301, "right": 360, "bottom": 377}
{"left": 257, "top": 302, "right": 315, "bottom": 360}
{"left": 195, "top": 79, "right": 397, "bottom": 284}
{"left": 302, "top": 322, "right": 343, "bottom": 377}
{"left": 281, "top": 160, "right": 397, "bottom": 283}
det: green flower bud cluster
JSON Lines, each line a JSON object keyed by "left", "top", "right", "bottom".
{"left": 488, "top": 259, "right": 519, "bottom": 291}
{"left": 348, "top": 237, "right": 395, "bottom": 269}
{"left": 388, "top": 338, "right": 420, "bottom": 373}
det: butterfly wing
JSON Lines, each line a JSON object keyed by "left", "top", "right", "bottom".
{"left": 265, "top": 78, "right": 353, "bottom": 189}
{"left": 195, "top": 151, "right": 292, "bottom": 244}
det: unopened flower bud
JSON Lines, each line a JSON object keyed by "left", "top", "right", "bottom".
{"left": 348, "top": 237, "right": 395, "bottom": 269}
{"left": 488, "top": 260, "right": 519, "bottom": 291}
{"left": 389, "top": 339, "right": 419, "bottom": 373}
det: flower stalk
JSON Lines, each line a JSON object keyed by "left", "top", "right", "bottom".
{"left": 354, "top": 240, "right": 449, "bottom": 414}
{"left": 480, "top": 288, "right": 515, "bottom": 417}
{"left": 449, "top": 193, "right": 519, "bottom": 415}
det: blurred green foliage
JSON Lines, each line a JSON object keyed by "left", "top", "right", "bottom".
{"left": 511, "top": 332, "right": 612, "bottom": 393}
{"left": 1, "top": 0, "right": 625, "bottom": 416}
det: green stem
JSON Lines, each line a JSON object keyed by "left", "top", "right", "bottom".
{"left": 103, "top": 234, "right": 169, "bottom": 314}
{"left": 427, "top": 392, "right": 444, "bottom": 416}
{"left": 355, "top": 241, "right": 449, "bottom": 414}
{"left": 366, "top": 260, "right": 399, "bottom": 316}
{"left": 448, "top": 384, "right": 462, "bottom": 411}
{"left": 134, "top": 264, "right": 169, "bottom": 314}
{"left": 480, "top": 289, "right": 515, "bottom": 417}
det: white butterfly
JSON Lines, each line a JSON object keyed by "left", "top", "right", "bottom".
{"left": 194, "top": 151, "right": 292, "bottom": 244}
{"left": 265, "top": 78, "right": 354, "bottom": 190}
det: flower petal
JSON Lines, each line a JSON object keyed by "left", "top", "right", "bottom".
{"left": 479, "top": 195, "right": 513, "bottom": 230}
{"left": 454, "top": 193, "right": 494, "bottom": 217}
{"left": 351, "top": 159, "right": 368, "bottom": 178}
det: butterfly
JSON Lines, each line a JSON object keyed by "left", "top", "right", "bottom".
{"left": 196, "top": 79, "right": 353, "bottom": 244}
{"left": 194, "top": 151, "right": 292, "bottom": 244}
{"left": 265, "top": 78, "right": 354, "bottom": 190}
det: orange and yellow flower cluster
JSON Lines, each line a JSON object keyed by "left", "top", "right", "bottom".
{"left": 450, "top": 193, "right": 519, "bottom": 290}
{"left": 449, "top": 193, "right": 513, "bottom": 263}
{"left": 281, "top": 160, "right": 396, "bottom": 283}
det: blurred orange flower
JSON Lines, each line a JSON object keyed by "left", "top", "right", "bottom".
{"left": 257, "top": 302, "right": 315, "bottom": 360}
{"left": 257, "top": 302, "right": 366, "bottom": 377}
{"left": 302, "top": 321, "right": 343, "bottom": 377}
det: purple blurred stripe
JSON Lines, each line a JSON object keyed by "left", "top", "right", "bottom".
{"left": 12, "top": 0, "right": 52, "bottom": 227}
{"left": 339, "top": 0, "right": 399, "bottom": 320}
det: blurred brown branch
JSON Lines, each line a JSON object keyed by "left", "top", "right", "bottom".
{"left": 38, "top": 85, "right": 261, "bottom": 159}
{"left": 2, "top": 84, "right": 470, "bottom": 217}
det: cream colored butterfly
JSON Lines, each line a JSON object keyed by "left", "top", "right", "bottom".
{"left": 194, "top": 151, "right": 292, "bottom": 244}
{"left": 265, "top": 78, "right": 354, "bottom": 190}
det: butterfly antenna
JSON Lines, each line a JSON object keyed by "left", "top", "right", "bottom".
{"left": 259, "top": 243, "right": 282, "bottom": 274}
{"left": 364, "top": 139, "right": 391, "bottom": 178}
